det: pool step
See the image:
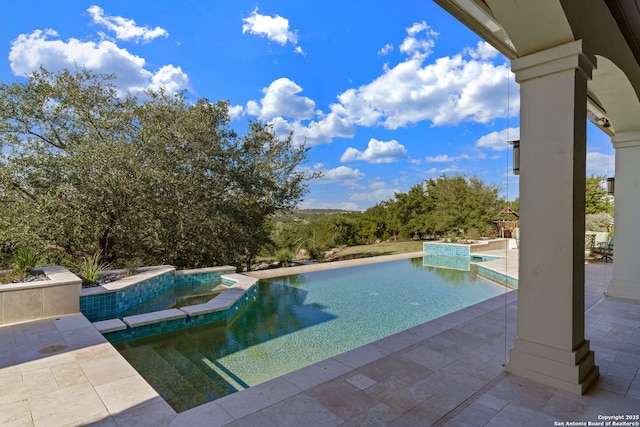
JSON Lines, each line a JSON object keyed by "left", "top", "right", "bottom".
{"left": 116, "top": 344, "right": 183, "bottom": 409}
{"left": 181, "top": 347, "right": 250, "bottom": 393}
{"left": 152, "top": 345, "right": 230, "bottom": 406}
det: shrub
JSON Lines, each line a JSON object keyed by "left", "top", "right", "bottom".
{"left": 121, "top": 258, "right": 141, "bottom": 276}
{"left": 585, "top": 212, "right": 613, "bottom": 232}
{"left": 72, "top": 251, "right": 110, "bottom": 285}
{"left": 1, "top": 270, "right": 25, "bottom": 284}
{"left": 275, "top": 249, "right": 294, "bottom": 266}
{"left": 0, "top": 247, "right": 42, "bottom": 284}
{"left": 307, "top": 246, "right": 324, "bottom": 261}
{"left": 12, "top": 247, "right": 42, "bottom": 275}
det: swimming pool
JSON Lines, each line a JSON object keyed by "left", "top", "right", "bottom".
{"left": 114, "top": 257, "right": 505, "bottom": 412}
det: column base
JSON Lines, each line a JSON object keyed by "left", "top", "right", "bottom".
{"left": 607, "top": 278, "right": 640, "bottom": 301}
{"left": 505, "top": 338, "right": 599, "bottom": 395}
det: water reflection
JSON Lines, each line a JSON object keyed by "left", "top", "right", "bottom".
{"left": 116, "top": 280, "right": 337, "bottom": 412}
{"left": 422, "top": 255, "right": 471, "bottom": 271}
{"left": 120, "top": 283, "right": 226, "bottom": 317}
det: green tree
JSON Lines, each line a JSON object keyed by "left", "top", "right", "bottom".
{"left": 358, "top": 212, "right": 387, "bottom": 243}
{"left": 320, "top": 213, "right": 362, "bottom": 247}
{"left": 365, "top": 200, "right": 400, "bottom": 241}
{"left": 0, "top": 68, "right": 315, "bottom": 268}
{"left": 424, "top": 175, "right": 502, "bottom": 238}
{"left": 585, "top": 174, "right": 613, "bottom": 215}
{"left": 392, "top": 184, "right": 432, "bottom": 239}
{"left": 382, "top": 175, "right": 502, "bottom": 240}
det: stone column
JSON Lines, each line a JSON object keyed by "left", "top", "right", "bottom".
{"left": 608, "top": 132, "right": 640, "bottom": 300}
{"left": 505, "top": 40, "right": 599, "bottom": 394}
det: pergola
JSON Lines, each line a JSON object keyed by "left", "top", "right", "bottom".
{"left": 494, "top": 207, "right": 519, "bottom": 238}
{"left": 434, "top": 0, "right": 640, "bottom": 394}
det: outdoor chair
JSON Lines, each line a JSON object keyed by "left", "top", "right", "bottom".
{"left": 593, "top": 231, "right": 609, "bottom": 247}
{"left": 593, "top": 235, "right": 614, "bottom": 262}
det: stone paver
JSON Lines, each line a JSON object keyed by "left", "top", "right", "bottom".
{"left": 0, "top": 313, "right": 175, "bottom": 426}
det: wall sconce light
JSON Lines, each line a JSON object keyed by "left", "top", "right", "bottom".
{"left": 607, "top": 177, "right": 615, "bottom": 195}
{"left": 509, "top": 140, "right": 520, "bottom": 175}
{"left": 598, "top": 118, "right": 611, "bottom": 128}
{"left": 587, "top": 95, "right": 615, "bottom": 136}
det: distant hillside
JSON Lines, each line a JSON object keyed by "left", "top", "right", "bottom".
{"left": 294, "top": 208, "right": 356, "bottom": 215}
{"left": 271, "top": 208, "right": 359, "bottom": 225}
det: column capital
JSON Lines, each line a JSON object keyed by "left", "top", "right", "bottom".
{"left": 612, "top": 131, "right": 640, "bottom": 149}
{"left": 512, "top": 40, "right": 596, "bottom": 83}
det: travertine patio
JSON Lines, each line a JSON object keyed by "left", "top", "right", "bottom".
{"left": 0, "top": 252, "right": 638, "bottom": 426}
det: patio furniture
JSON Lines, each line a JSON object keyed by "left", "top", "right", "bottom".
{"left": 593, "top": 236, "right": 614, "bottom": 262}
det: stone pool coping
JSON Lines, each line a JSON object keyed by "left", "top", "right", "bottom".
{"left": 81, "top": 265, "right": 176, "bottom": 294}
{"left": 80, "top": 265, "right": 238, "bottom": 323}
{"left": 246, "top": 251, "right": 427, "bottom": 279}
{"left": 0, "top": 265, "right": 77, "bottom": 291}
{"left": 247, "top": 248, "right": 519, "bottom": 290}
{"left": 92, "top": 273, "right": 258, "bottom": 336}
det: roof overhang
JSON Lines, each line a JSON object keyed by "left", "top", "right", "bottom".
{"left": 433, "top": 0, "right": 518, "bottom": 59}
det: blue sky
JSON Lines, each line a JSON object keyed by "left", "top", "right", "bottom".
{"left": 0, "top": 1, "right": 615, "bottom": 211}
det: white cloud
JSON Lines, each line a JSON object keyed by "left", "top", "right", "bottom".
{"left": 587, "top": 152, "right": 615, "bottom": 174}
{"left": 426, "top": 165, "right": 462, "bottom": 175}
{"left": 242, "top": 8, "right": 304, "bottom": 54}
{"left": 475, "top": 127, "right": 520, "bottom": 151}
{"left": 243, "top": 28, "right": 518, "bottom": 147}
{"left": 425, "top": 152, "right": 485, "bottom": 163}
{"left": 149, "top": 64, "right": 189, "bottom": 93}
{"left": 87, "top": 6, "right": 168, "bottom": 43}
{"left": 464, "top": 40, "right": 499, "bottom": 61}
{"left": 246, "top": 78, "right": 315, "bottom": 121}
{"left": 228, "top": 104, "right": 244, "bottom": 121}
{"left": 340, "top": 138, "right": 407, "bottom": 164}
{"left": 378, "top": 43, "right": 393, "bottom": 56}
{"left": 9, "top": 29, "right": 188, "bottom": 96}
{"left": 314, "top": 166, "right": 364, "bottom": 185}
{"left": 425, "top": 154, "right": 458, "bottom": 163}
{"left": 350, "top": 177, "right": 399, "bottom": 202}
{"left": 335, "top": 40, "right": 517, "bottom": 129}
{"left": 399, "top": 21, "right": 438, "bottom": 59}
{"left": 267, "top": 107, "right": 356, "bottom": 147}
{"left": 294, "top": 110, "right": 356, "bottom": 145}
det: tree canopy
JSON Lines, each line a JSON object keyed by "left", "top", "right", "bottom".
{"left": 585, "top": 174, "right": 614, "bottom": 215}
{"left": 0, "top": 68, "right": 315, "bottom": 268}
{"left": 387, "top": 175, "right": 503, "bottom": 240}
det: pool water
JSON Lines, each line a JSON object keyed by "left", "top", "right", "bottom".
{"left": 114, "top": 257, "right": 505, "bottom": 412}
{"left": 120, "top": 282, "right": 228, "bottom": 317}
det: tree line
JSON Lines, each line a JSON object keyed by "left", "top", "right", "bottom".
{"left": 269, "top": 175, "right": 510, "bottom": 261}
{"left": 268, "top": 174, "right": 614, "bottom": 262}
